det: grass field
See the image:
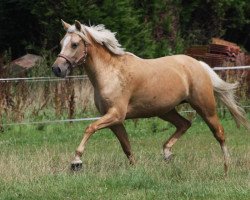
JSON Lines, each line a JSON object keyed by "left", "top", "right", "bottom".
{"left": 0, "top": 115, "right": 249, "bottom": 200}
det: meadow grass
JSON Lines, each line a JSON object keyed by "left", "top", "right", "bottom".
{"left": 0, "top": 115, "right": 249, "bottom": 200}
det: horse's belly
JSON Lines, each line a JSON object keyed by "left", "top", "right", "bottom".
{"left": 126, "top": 85, "right": 188, "bottom": 118}
{"left": 126, "top": 99, "right": 178, "bottom": 119}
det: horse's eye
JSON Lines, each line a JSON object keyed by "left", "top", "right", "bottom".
{"left": 71, "top": 43, "right": 78, "bottom": 49}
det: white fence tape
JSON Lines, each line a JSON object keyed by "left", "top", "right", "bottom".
{"left": 0, "top": 66, "right": 249, "bottom": 82}
{"left": 0, "top": 75, "right": 88, "bottom": 82}
{"left": 1, "top": 106, "right": 249, "bottom": 126}
{"left": 0, "top": 66, "right": 249, "bottom": 126}
{"left": 1, "top": 117, "right": 101, "bottom": 126}
{"left": 213, "top": 66, "right": 250, "bottom": 71}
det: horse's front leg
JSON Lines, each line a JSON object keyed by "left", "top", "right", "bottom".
{"left": 71, "top": 107, "right": 125, "bottom": 171}
{"left": 110, "top": 124, "right": 135, "bottom": 165}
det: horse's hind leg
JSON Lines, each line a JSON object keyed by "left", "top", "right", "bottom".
{"left": 159, "top": 109, "right": 191, "bottom": 161}
{"left": 208, "top": 115, "right": 229, "bottom": 175}
{"left": 191, "top": 103, "right": 230, "bottom": 175}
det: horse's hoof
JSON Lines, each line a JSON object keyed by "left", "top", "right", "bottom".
{"left": 71, "top": 160, "right": 83, "bottom": 171}
{"left": 164, "top": 152, "right": 174, "bottom": 163}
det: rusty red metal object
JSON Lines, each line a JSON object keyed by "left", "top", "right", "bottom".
{"left": 185, "top": 38, "right": 247, "bottom": 68}
{"left": 186, "top": 39, "right": 249, "bottom": 98}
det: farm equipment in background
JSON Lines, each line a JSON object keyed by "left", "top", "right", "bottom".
{"left": 186, "top": 38, "right": 250, "bottom": 98}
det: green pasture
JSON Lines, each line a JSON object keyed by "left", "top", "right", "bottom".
{"left": 0, "top": 115, "right": 249, "bottom": 200}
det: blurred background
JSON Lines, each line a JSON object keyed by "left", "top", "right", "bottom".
{"left": 0, "top": 0, "right": 249, "bottom": 61}
{"left": 0, "top": 0, "right": 249, "bottom": 125}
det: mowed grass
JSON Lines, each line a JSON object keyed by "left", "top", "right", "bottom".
{"left": 0, "top": 116, "right": 249, "bottom": 200}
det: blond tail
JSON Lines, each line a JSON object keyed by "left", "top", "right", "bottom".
{"left": 199, "top": 61, "right": 250, "bottom": 129}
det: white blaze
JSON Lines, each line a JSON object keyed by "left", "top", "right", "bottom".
{"left": 61, "top": 35, "right": 71, "bottom": 53}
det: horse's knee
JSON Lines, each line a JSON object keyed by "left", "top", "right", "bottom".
{"left": 85, "top": 124, "right": 97, "bottom": 134}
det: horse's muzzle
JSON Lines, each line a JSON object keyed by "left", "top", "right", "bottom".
{"left": 52, "top": 65, "right": 62, "bottom": 77}
{"left": 52, "top": 62, "right": 71, "bottom": 78}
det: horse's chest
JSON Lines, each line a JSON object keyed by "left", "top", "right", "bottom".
{"left": 94, "top": 86, "right": 127, "bottom": 114}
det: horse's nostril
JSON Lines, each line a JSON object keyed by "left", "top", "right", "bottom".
{"left": 52, "top": 66, "right": 61, "bottom": 76}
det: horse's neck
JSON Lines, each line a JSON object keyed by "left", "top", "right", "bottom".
{"left": 84, "top": 46, "right": 118, "bottom": 89}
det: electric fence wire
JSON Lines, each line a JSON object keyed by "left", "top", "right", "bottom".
{"left": 0, "top": 66, "right": 249, "bottom": 126}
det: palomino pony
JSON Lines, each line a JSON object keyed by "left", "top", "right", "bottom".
{"left": 52, "top": 20, "right": 249, "bottom": 174}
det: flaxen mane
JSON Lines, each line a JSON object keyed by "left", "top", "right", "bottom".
{"left": 68, "top": 24, "right": 125, "bottom": 55}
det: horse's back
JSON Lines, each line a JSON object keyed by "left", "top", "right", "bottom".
{"left": 125, "top": 54, "right": 215, "bottom": 118}
{"left": 140, "top": 54, "right": 213, "bottom": 92}
{"left": 125, "top": 55, "right": 195, "bottom": 117}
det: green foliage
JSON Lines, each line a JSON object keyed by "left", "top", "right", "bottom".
{"left": 0, "top": 0, "right": 249, "bottom": 61}
{"left": 0, "top": 0, "right": 40, "bottom": 57}
{"left": 179, "top": 0, "right": 250, "bottom": 46}
{"left": 30, "top": 0, "right": 157, "bottom": 58}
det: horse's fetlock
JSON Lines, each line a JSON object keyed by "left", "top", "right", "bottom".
{"left": 75, "top": 150, "right": 83, "bottom": 157}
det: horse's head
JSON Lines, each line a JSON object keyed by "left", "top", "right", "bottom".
{"left": 52, "top": 20, "right": 90, "bottom": 78}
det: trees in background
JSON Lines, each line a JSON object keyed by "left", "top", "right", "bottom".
{"left": 0, "top": 0, "right": 249, "bottom": 59}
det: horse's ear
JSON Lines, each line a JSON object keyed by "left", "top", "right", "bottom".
{"left": 61, "top": 19, "right": 70, "bottom": 31}
{"left": 75, "top": 20, "right": 82, "bottom": 31}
